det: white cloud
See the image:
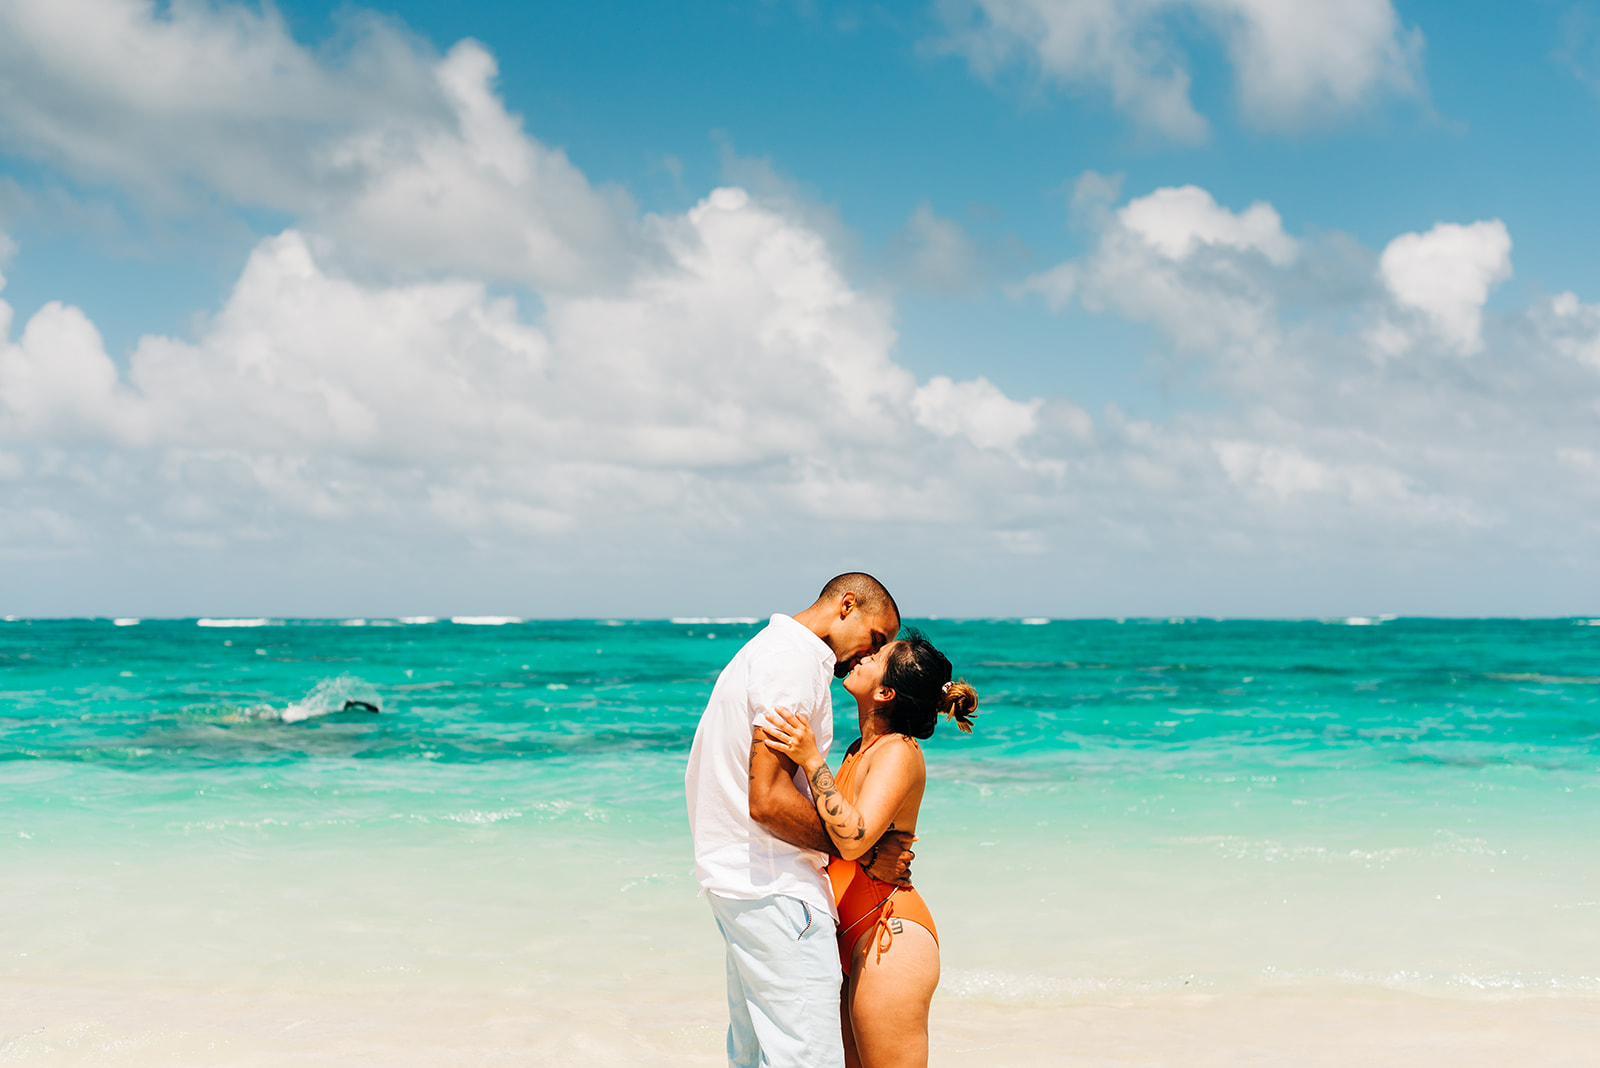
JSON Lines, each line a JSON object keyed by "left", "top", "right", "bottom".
{"left": 1118, "top": 185, "right": 1297, "bottom": 264}
{"left": 0, "top": 0, "right": 424, "bottom": 203}
{"left": 1010, "top": 180, "right": 1600, "bottom": 605}
{"left": 0, "top": 297, "right": 138, "bottom": 443}
{"left": 0, "top": 1, "right": 642, "bottom": 289}
{"left": 935, "top": 0, "right": 1210, "bottom": 141}
{"left": 1540, "top": 291, "right": 1600, "bottom": 373}
{"left": 1021, "top": 183, "right": 1294, "bottom": 356}
{"left": 911, "top": 375, "right": 1041, "bottom": 451}
{"left": 312, "top": 41, "right": 643, "bottom": 291}
{"left": 1211, "top": 439, "right": 1484, "bottom": 527}
{"left": 5, "top": 168, "right": 1600, "bottom": 613}
{"left": 0, "top": 191, "right": 905, "bottom": 461}
{"left": 1378, "top": 220, "right": 1512, "bottom": 355}
{"left": 1206, "top": 0, "right": 1422, "bottom": 128}
{"left": 0, "top": 8, "right": 1066, "bottom": 604}
{"left": 0, "top": 185, "right": 1057, "bottom": 578}
{"left": 933, "top": 0, "right": 1422, "bottom": 140}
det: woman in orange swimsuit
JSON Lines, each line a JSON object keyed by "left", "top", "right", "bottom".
{"left": 762, "top": 632, "right": 977, "bottom": 1068}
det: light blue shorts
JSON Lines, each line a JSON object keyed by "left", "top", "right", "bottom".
{"left": 708, "top": 892, "right": 843, "bottom": 1068}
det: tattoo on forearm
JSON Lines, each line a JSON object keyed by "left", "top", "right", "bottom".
{"left": 809, "top": 765, "right": 865, "bottom": 843}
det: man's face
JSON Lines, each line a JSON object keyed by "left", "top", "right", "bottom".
{"left": 831, "top": 601, "right": 899, "bottom": 678}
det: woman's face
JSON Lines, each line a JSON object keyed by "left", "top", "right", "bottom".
{"left": 843, "top": 640, "right": 899, "bottom": 703}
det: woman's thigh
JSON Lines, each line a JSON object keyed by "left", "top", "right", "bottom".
{"left": 845, "top": 921, "right": 939, "bottom": 1068}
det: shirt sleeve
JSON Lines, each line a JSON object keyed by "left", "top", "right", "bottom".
{"left": 745, "top": 649, "right": 823, "bottom": 728}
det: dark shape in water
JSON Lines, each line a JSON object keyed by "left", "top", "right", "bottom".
{"left": 341, "top": 700, "right": 381, "bottom": 714}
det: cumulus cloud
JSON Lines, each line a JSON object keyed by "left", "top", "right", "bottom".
{"left": 4, "top": 165, "right": 1599, "bottom": 612}
{"left": 0, "top": 0, "right": 424, "bottom": 200}
{"left": 933, "top": 0, "right": 1423, "bottom": 139}
{"left": 0, "top": 185, "right": 1045, "bottom": 573}
{"left": 1022, "top": 181, "right": 1296, "bottom": 356}
{"left": 1118, "top": 185, "right": 1297, "bottom": 264}
{"left": 911, "top": 375, "right": 1041, "bottom": 451}
{"left": 1376, "top": 219, "right": 1512, "bottom": 355}
{"left": 1009, "top": 179, "right": 1600, "bottom": 603}
{"left": 0, "top": 4, "right": 1056, "bottom": 611}
{"left": 0, "top": 0, "right": 642, "bottom": 289}
{"left": 15, "top": 161, "right": 1580, "bottom": 613}
{"left": 0, "top": 296, "right": 136, "bottom": 443}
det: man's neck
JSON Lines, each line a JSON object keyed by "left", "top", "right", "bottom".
{"left": 789, "top": 602, "right": 832, "bottom": 647}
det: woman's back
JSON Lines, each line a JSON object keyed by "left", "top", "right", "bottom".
{"left": 836, "top": 733, "right": 926, "bottom": 842}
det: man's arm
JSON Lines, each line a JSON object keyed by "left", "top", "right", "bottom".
{"left": 748, "top": 728, "right": 916, "bottom": 886}
{"left": 748, "top": 727, "right": 832, "bottom": 853}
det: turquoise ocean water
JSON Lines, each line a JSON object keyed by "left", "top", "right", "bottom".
{"left": 3, "top": 615, "right": 1599, "bottom": 1056}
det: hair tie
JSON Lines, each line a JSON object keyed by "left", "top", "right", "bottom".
{"left": 941, "top": 681, "right": 952, "bottom": 694}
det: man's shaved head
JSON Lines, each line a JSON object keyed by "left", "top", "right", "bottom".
{"left": 816, "top": 572, "right": 899, "bottom": 629}
{"left": 793, "top": 572, "right": 902, "bottom": 676}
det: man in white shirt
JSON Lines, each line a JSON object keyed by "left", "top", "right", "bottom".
{"left": 686, "top": 573, "right": 907, "bottom": 1068}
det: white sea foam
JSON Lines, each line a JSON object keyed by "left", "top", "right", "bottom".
{"left": 670, "top": 617, "right": 760, "bottom": 625}
{"left": 113, "top": 618, "right": 140, "bottom": 626}
{"left": 196, "top": 618, "right": 271, "bottom": 627}
{"left": 399, "top": 616, "right": 438, "bottom": 624}
{"left": 1165, "top": 828, "right": 1500, "bottom": 866}
{"left": 1021, "top": 617, "right": 1051, "bottom": 625}
{"left": 341, "top": 618, "right": 368, "bottom": 627}
{"left": 439, "top": 809, "right": 523, "bottom": 825}
{"left": 450, "top": 615, "right": 522, "bottom": 625}
{"left": 278, "top": 675, "right": 382, "bottom": 723}
{"left": 1263, "top": 966, "right": 1600, "bottom": 996}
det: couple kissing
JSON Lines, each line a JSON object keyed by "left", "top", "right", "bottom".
{"left": 686, "top": 573, "right": 978, "bottom": 1068}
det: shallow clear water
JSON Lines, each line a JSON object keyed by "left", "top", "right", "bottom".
{"left": 3, "top": 616, "right": 1598, "bottom": 1014}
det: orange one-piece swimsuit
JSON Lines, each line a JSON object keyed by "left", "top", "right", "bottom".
{"left": 828, "top": 733, "right": 939, "bottom": 974}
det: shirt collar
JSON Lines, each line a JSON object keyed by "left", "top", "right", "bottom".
{"left": 769, "top": 613, "right": 836, "bottom": 671}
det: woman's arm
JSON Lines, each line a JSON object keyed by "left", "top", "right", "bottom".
{"left": 761, "top": 709, "right": 921, "bottom": 862}
{"left": 747, "top": 726, "right": 835, "bottom": 853}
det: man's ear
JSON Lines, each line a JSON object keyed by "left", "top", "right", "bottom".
{"left": 838, "top": 591, "right": 857, "bottom": 618}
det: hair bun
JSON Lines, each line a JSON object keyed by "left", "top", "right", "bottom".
{"left": 938, "top": 679, "right": 979, "bottom": 734}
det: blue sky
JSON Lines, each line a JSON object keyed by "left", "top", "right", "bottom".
{"left": 2, "top": 0, "right": 1599, "bottom": 616}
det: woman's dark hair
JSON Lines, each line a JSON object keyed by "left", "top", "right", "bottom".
{"left": 880, "top": 629, "right": 978, "bottom": 739}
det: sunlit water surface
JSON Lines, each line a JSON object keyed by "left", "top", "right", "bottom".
{"left": 3, "top": 617, "right": 1597, "bottom": 1061}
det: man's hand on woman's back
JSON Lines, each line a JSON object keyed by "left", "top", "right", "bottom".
{"left": 865, "top": 829, "right": 916, "bottom": 887}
